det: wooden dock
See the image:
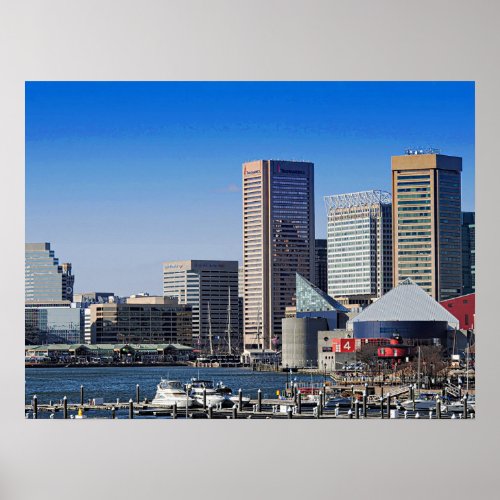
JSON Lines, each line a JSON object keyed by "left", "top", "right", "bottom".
{"left": 25, "top": 395, "right": 473, "bottom": 420}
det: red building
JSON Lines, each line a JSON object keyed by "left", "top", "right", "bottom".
{"left": 440, "top": 293, "right": 475, "bottom": 330}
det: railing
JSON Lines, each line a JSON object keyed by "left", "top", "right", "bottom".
{"left": 445, "top": 382, "right": 461, "bottom": 398}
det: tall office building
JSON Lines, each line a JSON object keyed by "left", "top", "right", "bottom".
{"left": 242, "top": 160, "right": 315, "bottom": 351}
{"left": 325, "top": 190, "right": 393, "bottom": 305}
{"left": 25, "top": 243, "right": 74, "bottom": 302}
{"left": 461, "top": 211, "right": 475, "bottom": 294}
{"left": 392, "top": 151, "right": 462, "bottom": 300}
{"left": 163, "top": 260, "right": 239, "bottom": 353}
{"left": 314, "top": 239, "right": 328, "bottom": 293}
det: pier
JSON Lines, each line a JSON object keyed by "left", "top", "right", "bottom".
{"left": 25, "top": 382, "right": 475, "bottom": 420}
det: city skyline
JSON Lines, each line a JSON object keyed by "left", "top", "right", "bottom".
{"left": 26, "top": 82, "right": 475, "bottom": 295}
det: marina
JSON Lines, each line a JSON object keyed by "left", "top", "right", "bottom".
{"left": 25, "top": 366, "right": 475, "bottom": 420}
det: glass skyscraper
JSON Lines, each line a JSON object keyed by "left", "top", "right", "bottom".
{"left": 25, "top": 243, "right": 74, "bottom": 302}
{"left": 461, "top": 211, "right": 475, "bottom": 294}
{"left": 314, "top": 239, "right": 328, "bottom": 293}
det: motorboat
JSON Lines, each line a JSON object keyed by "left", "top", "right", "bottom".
{"left": 215, "top": 382, "right": 251, "bottom": 407}
{"left": 443, "top": 395, "right": 475, "bottom": 414}
{"left": 324, "top": 396, "right": 353, "bottom": 409}
{"left": 400, "top": 393, "right": 437, "bottom": 411}
{"left": 152, "top": 379, "right": 194, "bottom": 408}
{"left": 186, "top": 379, "right": 226, "bottom": 407}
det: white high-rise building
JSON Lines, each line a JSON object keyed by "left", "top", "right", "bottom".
{"left": 325, "top": 190, "right": 393, "bottom": 306}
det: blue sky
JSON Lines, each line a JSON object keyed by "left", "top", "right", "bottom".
{"left": 26, "top": 81, "right": 475, "bottom": 295}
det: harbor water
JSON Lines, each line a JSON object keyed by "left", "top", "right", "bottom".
{"left": 26, "top": 366, "right": 325, "bottom": 406}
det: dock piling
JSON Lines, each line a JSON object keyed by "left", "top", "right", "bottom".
{"left": 111, "top": 406, "right": 116, "bottom": 419}
{"left": 354, "top": 399, "right": 359, "bottom": 419}
{"left": 63, "top": 396, "right": 68, "bottom": 419}
{"left": 203, "top": 388, "right": 207, "bottom": 410}
{"left": 128, "top": 399, "right": 134, "bottom": 419}
{"left": 232, "top": 405, "right": 238, "bottom": 419}
{"left": 136, "top": 384, "right": 140, "bottom": 404}
{"left": 32, "top": 395, "right": 38, "bottom": 420}
{"left": 172, "top": 403, "right": 177, "bottom": 419}
{"left": 287, "top": 406, "right": 292, "bottom": 419}
{"left": 436, "top": 397, "right": 441, "bottom": 419}
{"left": 362, "top": 391, "right": 367, "bottom": 418}
{"left": 257, "top": 389, "right": 262, "bottom": 412}
{"left": 238, "top": 388, "right": 243, "bottom": 410}
{"left": 386, "top": 396, "right": 391, "bottom": 416}
{"left": 297, "top": 392, "right": 302, "bottom": 414}
{"left": 380, "top": 397, "right": 384, "bottom": 419}
{"left": 208, "top": 404, "right": 213, "bottom": 419}
{"left": 462, "top": 396, "right": 468, "bottom": 419}
{"left": 80, "top": 385, "right": 84, "bottom": 406}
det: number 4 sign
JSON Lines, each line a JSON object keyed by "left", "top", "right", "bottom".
{"left": 340, "top": 339, "right": 355, "bottom": 352}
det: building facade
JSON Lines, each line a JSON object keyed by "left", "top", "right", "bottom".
{"left": 392, "top": 152, "right": 462, "bottom": 300}
{"left": 162, "top": 260, "right": 239, "bottom": 353}
{"left": 440, "top": 293, "right": 475, "bottom": 331}
{"left": 242, "top": 160, "right": 315, "bottom": 351}
{"left": 351, "top": 278, "right": 459, "bottom": 346}
{"left": 461, "top": 212, "right": 475, "bottom": 295}
{"left": 25, "top": 305, "right": 82, "bottom": 344}
{"left": 25, "top": 243, "right": 74, "bottom": 302}
{"left": 314, "top": 239, "right": 328, "bottom": 293}
{"left": 325, "top": 190, "right": 393, "bottom": 304}
{"left": 89, "top": 296, "right": 192, "bottom": 345}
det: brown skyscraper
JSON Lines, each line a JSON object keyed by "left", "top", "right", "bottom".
{"left": 392, "top": 151, "right": 462, "bottom": 300}
{"left": 242, "top": 160, "right": 315, "bottom": 351}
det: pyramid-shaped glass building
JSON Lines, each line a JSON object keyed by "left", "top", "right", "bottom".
{"left": 296, "top": 273, "right": 349, "bottom": 313}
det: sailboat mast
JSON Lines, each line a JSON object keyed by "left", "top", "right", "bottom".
{"left": 417, "top": 345, "right": 421, "bottom": 393}
{"left": 256, "top": 305, "right": 261, "bottom": 351}
{"left": 227, "top": 286, "right": 232, "bottom": 355}
{"left": 466, "top": 334, "right": 469, "bottom": 393}
{"left": 208, "top": 301, "right": 214, "bottom": 356}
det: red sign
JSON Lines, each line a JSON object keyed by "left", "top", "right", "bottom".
{"left": 340, "top": 339, "right": 355, "bottom": 352}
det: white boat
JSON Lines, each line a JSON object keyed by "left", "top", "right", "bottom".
{"left": 443, "top": 396, "right": 475, "bottom": 414}
{"left": 215, "top": 381, "right": 251, "bottom": 407}
{"left": 152, "top": 379, "right": 195, "bottom": 408}
{"left": 228, "top": 394, "right": 251, "bottom": 406}
{"left": 400, "top": 394, "right": 437, "bottom": 411}
{"left": 187, "top": 379, "right": 225, "bottom": 407}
